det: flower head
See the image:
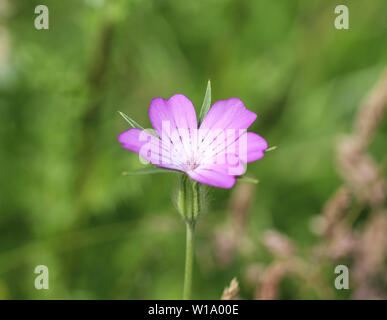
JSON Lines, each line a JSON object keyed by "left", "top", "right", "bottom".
{"left": 118, "top": 94, "right": 267, "bottom": 188}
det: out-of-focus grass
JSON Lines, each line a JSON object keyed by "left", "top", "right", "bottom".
{"left": 0, "top": 0, "right": 386, "bottom": 299}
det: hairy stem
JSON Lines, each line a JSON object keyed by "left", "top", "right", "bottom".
{"left": 178, "top": 175, "right": 203, "bottom": 299}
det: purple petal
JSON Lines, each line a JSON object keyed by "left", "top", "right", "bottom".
{"left": 149, "top": 94, "right": 198, "bottom": 164}
{"left": 118, "top": 128, "right": 181, "bottom": 170}
{"left": 118, "top": 128, "right": 145, "bottom": 153}
{"left": 200, "top": 152, "right": 246, "bottom": 176}
{"left": 246, "top": 132, "right": 268, "bottom": 162}
{"left": 197, "top": 128, "right": 245, "bottom": 164}
{"left": 199, "top": 98, "right": 257, "bottom": 131}
{"left": 198, "top": 98, "right": 257, "bottom": 159}
{"left": 187, "top": 164, "right": 236, "bottom": 188}
{"left": 149, "top": 94, "right": 197, "bottom": 137}
{"left": 199, "top": 130, "right": 267, "bottom": 165}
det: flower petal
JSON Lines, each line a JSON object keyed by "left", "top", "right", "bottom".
{"left": 198, "top": 98, "right": 257, "bottom": 159}
{"left": 118, "top": 128, "right": 181, "bottom": 170}
{"left": 245, "top": 132, "right": 268, "bottom": 162}
{"left": 149, "top": 94, "right": 197, "bottom": 136}
{"left": 149, "top": 94, "right": 198, "bottom": 165}
{"left": 198, "top": 128, "right": 245, "bottom": 164}
{"left": 118, "top": 128, "right": 145, "bottom": 153}
{"left": 199, "top": 98, "right": 257, "bottom": 131}
{"left": 187, "top": 165, "right": 236, "bottom": 188}
{"left": 198, "top": 130, "right": 267, "bottom": 165}
{"left": 199, "top": 151, "right": 247, "bottom": 176}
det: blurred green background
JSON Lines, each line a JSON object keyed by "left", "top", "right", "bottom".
{"left": 0, "top": 0, "right": 386, "bottom": 299}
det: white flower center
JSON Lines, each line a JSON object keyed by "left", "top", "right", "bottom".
{"left": 182, "top": 157, "right": 200, "bottom": 172}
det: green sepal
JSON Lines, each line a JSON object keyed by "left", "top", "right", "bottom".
{"left": 237, "top": 176, "right": 259, "bottom": 184}
{"left": 118, "top": 111, "right": 145, "bottom": 130}
{"left": 198, "top": 80, "right": 211, "bottom": 125}
{"left": 122, "top": 167, "right": 181, "bottom": 175}
{"left": 177, "top": 175, "right": 204, "bottom": 228}
{"left": 265, "top": 146, "right": 277, "bottom": 152}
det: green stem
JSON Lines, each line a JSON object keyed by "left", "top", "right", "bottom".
{"left": 183, "top": 223, "right": 194, "bottom": 300}
{"left": 178, "top": 175, "right": 203, "bottom": 299}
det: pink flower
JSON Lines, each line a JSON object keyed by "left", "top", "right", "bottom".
{"left": 118, "top": 94, "right": 267, "bottom": 188}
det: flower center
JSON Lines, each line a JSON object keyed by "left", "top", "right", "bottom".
{"left": 183, "top": 158, "right": 200, "bottom": 172}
